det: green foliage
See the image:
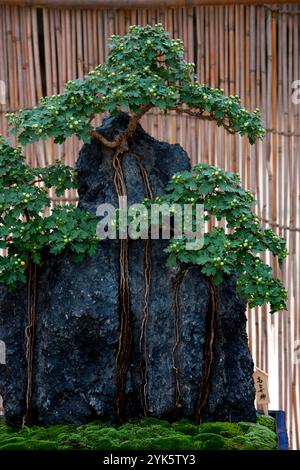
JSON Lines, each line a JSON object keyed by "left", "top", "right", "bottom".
{"left": 0, "top": 137, "right": 98, "bottom": 288}
{"left": 151, "top": 163, "right": 288, "bottom": 314}
{"left": 0, "top": 416, "right": 276, "bottom": 450}
{"left": 7, "top": 24, "right": 264, "bottom": 145}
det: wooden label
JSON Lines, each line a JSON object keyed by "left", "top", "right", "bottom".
{"left": 253, "top": 367, "right": 270, "bottom": 405}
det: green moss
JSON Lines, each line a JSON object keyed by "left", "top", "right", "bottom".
{"left": 137, "top": 417, "right": 171, "bottom": 428}
{"left": 224, "top": 432, "right": 276, "bottom": 450}
{"left": 194, "top": 433, "right": 226, "bottom": 450}
{"left": 224, "top": 423, "right": 276, "bottom": 450}
{"left": 256, "top": 414, "right": 276, "bottom": 432}
{"left": 0, "top": 415, "right": 277, "bottom": 451}
{"left": 146, "top": 435, "right": 197, "bottom": 451}
{"left": 171, "top": 420, "right": 200, "bottom": 436}
{"left": 195, "top": 422, "right": 244, "bottom": 438}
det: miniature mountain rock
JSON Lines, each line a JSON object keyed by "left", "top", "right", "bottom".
{"left": 0, "top": 113, "right": 256, "bottom": 426}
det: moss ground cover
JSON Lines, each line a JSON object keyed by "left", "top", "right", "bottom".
{"left": 0, "top": 415, "right": 276, "bottom": 450}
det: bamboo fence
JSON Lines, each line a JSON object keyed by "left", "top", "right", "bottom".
{"left": 0, "top": 1, "right": 299, "bottom": 449}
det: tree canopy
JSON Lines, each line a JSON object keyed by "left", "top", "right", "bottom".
{"left": 7, "top": 24, "right": 265, "bottom": 145}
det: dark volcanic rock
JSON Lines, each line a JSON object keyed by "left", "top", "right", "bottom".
{"left": 0, "top": 285, "right": 27, "bottom": 426}
{"left": 203, "top": 276, "right": 256, "bottom": 423}
{"left": 0, "top": 113, "right": 256, "bottom": 426}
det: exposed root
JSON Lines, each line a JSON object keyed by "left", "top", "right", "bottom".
{"left": 99, "top": 110, "right": 153, "bottom": 422}
{"left": 132, "top": 153, "right": 153, "bottom": 201}
{"left": 113, "top": 145, "right": 132, "bottom": 422}
{"left": 172, "top": 267, "right": 189, "bottom": 418}
{"left": 115, "top": 237, "right": 132, "bottom": 422}
{"left": 132, "top": 152, "right": 153, "bottom": 416}
{"left": 139, "top": 238, "right": 152, "bottom": 415}
{"left": 24, "top": 260, "right": 38, "bottom": 426}
{"left": 112, "top": 142, "right": 129, "bottom": 196}
{"left": 196, "top": 277, "right": 218, "bottom": 423}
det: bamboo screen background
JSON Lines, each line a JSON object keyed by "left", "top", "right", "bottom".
{"left": 0, "top": 2, "right": 299, "bottom": 449}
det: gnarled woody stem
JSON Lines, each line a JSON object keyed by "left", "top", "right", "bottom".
{"left": 89, "top": 105, "right": 152, "bottom": 148}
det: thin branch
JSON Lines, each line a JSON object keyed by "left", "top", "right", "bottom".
{"left": 29, "top": 178, "right": 44, "bottom": 186}
{"left": 174, "top": 104, "right": 236, "bottom": 135}
{"left": 89, "top": 129, "right": 117, "bottom": 148}
{"left": 258, "top": 217, "right": 300, "bottom": 234}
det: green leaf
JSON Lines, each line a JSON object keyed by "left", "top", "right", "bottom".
{"left": 166, "top": 253, "right": 177, "bottom": 268}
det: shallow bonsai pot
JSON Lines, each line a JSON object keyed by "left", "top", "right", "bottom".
{"left": 257, "top": 410, "right": 289, "bottom": 450}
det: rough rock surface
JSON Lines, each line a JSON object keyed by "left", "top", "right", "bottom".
{"left": 0, "top": 113, "right": 256, "bottom": 426}
{"left": 0, "top": 286, "right": 27, "bottom": 426}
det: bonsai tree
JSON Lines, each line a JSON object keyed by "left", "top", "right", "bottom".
{"left": 0, "top": 24, "right": 287, "bottom": 424}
